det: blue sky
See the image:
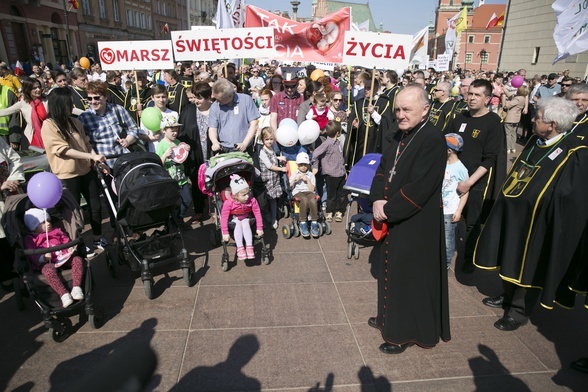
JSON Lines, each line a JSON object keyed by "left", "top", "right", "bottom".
{"left": 245, "top": 0, "right": 506, "bottom": 35}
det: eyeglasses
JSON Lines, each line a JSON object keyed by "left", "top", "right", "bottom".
{"left": 332, "top": 98, "right": 342, "bottom": 102}
{"left": 284, "top": 85, "right": 296, "bottom": 89}
{"left": 86, "top": 95, "right": 103, "bottom": 101}
{"left": 433, "top": 89, "right": 442, "bottom": 92}
{"left": 561, "top": 84, "right": 572, "bottom": 87}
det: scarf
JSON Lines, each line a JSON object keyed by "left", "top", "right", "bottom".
{"left": 29, "top": 98, "right": 47, "bottom": 148}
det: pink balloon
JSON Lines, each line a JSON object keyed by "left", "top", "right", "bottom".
{"left": 511, "top": 75, "right": 524, "bottom": 88}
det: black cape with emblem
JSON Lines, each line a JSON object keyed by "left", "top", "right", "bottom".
{"left": 474, "top": 134, "right": 588, "bottom": 309}
{"left": 344, "top": 94, "right": 392, "bottom": 169}
{"left": 369, "top": 120, "right": 451, "bottom": 347}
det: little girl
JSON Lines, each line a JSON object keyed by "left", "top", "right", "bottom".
{"left": 258, "top": 127, "right": 287, "bottom": 229}
{"left": 306, "top": 92, "right": 334, "bottom": 131}
{"left": 221, "top": 175, "right": 264, "bottom": 260}
{"left": 24, "top": 208, "right": 84, "bottom": 308}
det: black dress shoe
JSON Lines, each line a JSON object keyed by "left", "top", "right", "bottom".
{"left": 368, "top": 317, "right": 378, "bottom": 329}
{"left": 571, "top": 357, "right": 588, "bottom": 374}
{"left": 482, "top": 295, "right": 504, "bottom": 308}
{"left": 494, "top": 315, "right": 527, "bottom": 331}
{"left": 379, "top": 342, "right": 414, "bottom": 355}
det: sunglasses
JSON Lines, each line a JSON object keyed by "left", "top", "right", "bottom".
{"left": 561, "top": 84, "right": 572, "bottom": 87}
{"left": 86, "top": 95, "right": 102, "bottom": 101}
{"left": 332, "top": 98, "right": 342, "bottom": 102}
{"left": 433, "top": 89, "right": 442, "bottom": 92}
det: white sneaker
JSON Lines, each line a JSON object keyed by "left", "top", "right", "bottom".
{"left": 61, "top": 293, "right": 74, "bottom": 308}
{"left": 71, "top": 286, "right": 84, "bottom": 300}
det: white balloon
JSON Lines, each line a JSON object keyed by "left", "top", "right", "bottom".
{"left": 276, "top": 125, "right": 299, "bottom": 147}
{"left": 298, "top": 120, "right": 321, "bottom": 146}
{"left": 279, "top": 118, "right": 298, "bottom": 131}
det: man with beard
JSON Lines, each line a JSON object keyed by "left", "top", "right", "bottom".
{"left": 368, "top": 85, "right": 450, "bottom": 354}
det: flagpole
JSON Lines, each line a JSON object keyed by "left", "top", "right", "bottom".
{"left": 62, "top": 0, "right": 73, "bottom": 63}
{"left": 496, "top": 0, "right": 511, "bottom": 72}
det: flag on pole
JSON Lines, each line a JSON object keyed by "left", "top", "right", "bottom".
{"left": 214, "top": 0, "right": 245, "bottom": 29}
{"left": 68, "top": 0, "right": 79, "bottom": 10}
{"left": 552, "top": 0, "right": 588, "bottom": 64}
{"left": 14, "top": 61, "right": 24, "bottom": 77}
{"left": 161, "top": 23, "right": 169, "bottom": 34}
{"left": 496, "top": 12, "right": 505, "bottom": 26}
{"left": 485, "top": 13, "right": 498, "bottom": 29}
{"left": 410, "top": 26, "right": 429, "bottom": 67}
{"left": 455, "top": 7, "right": 468, "bottom": 35}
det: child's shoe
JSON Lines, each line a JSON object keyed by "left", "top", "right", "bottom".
{"left": 246, "top": 245, "right": 255, "bottom": 259}
{"left": 334, "top": 212, "right": 343, "bottom": 222}
{"left": 61, "top": 293, "right": 74, "bottom": 308}
{"left": 236, "top": 246, "right": 247, "bottom": 260}
{"left": 71, "top": 286, "right": 84, "bottom": 300}
{"left": 311, "top": 221, "right": 320, "bottom": 238}
{"left": 299, "top": 221, "right": 310, "bottom": 238}
{"left": 325, "top": 212, "right": 333, "bottom": 222}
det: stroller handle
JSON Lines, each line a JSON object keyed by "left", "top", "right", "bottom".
{"left": 22, "top": 237, "right": 82, "bottom": 256}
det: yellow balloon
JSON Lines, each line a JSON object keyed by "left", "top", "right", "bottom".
{"left": 79, "top": 57, "right": 91, "bottom": 69}
{"left": 451, "top": 86, "right": 459, "bottom": 97}
{"left": 310, "top": 69, "right": 325, "bottom": 81}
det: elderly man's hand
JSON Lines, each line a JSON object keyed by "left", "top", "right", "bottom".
{"left": 372, "top": 200, "right": 388, "bottom": 222}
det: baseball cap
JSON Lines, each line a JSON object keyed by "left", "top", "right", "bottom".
{"left": 295, "top": 152, "right": 310, "bottom": 165}
{"left": 548, "top": 73, "right": 558, "bottom": 80}
{"left": 162, "top": 115, "right": 182, "bottom": 128}
{"left": 445, "top": 133, "right": 464, "bottom": 152}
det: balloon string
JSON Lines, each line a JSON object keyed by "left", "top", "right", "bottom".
{"left": 44, "top": 208, "right": 49, "bottom": 249}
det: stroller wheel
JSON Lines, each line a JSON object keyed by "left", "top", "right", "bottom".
{"left": 353, "top": 243, "right": 360, "bottom": 260}
{"left": 182, "top": 267, "right": 192, "bottom": 286}
{"left": 292, "top": 224, "right": 300, "bottom": 237}
{"left": 221, "top": 261, "right": 229, "bottom": 272}
{"left": 282, "top": 204, "right": 290, "bottom": 219}
{"left": 282, "top": 225, "right": 292, "bottom": 239}
{"left": 324, "top": 221, "right": 332, "bottom": 235}
{"left": 50, "top": 318, "right": 73, "bottom": 343}
{"left": 317, "top": 223, "right": 324, "bottom": 237}
{"left": 89, "top": 308, "right": 104, "bottom": 329}
{"left": 262, "top": 256, "right": 270, "bottom": 265}
{"left": 347, "top": 242, "right": 353, "bottom": 259}
{"left": 143, "top": 280, "right": 154, "bottom": 299}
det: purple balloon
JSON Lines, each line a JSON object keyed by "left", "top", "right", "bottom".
{"left": 27, "top": 172, "right": 63, "bottom": 209}
{"left": 511, "top": 75, "right": 524, "bottom": 88}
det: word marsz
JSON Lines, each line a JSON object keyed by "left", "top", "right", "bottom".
{"left": 100, "top": 48, "right": 171, "bottom": 65}
{"left": 345, "top": 38, "right": 406, "bottom": 59}
{"left": 175, "top": 34, "right": 273, "bottom": 54}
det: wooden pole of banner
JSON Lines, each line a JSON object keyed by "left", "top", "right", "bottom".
{"left": 134, "top": 70, "right": 141, "bottom": 117}
{"left": 363, "top": 67, "right": 377, "bottom": 156}
{"left": 223, "top": 61, "right": 228, "bottom": 78}
{"left": 346, "top": 65, "right": 352, "bottom": 110}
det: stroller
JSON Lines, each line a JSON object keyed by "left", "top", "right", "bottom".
{"left": 343, "top": 153, "right": 382, "bottom": 259}
{"left": 101, "top": 152, "right": 193, "bottom": 299}
{"left": 281, "top": 160, "right": 331, "bottom": 239}
{"left": 2, "top": 190, "right": 100, "bottom": 342}
{"left": 202, "top": 152, "right": 270, "bottom": 271}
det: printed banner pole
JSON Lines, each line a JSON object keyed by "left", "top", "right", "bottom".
{"left": 363, "top": 66, "right": 376, "bottom": 156}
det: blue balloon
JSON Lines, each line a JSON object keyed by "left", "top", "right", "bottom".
{"left": 27, "top": 172, "right": 63, "bottom": 209}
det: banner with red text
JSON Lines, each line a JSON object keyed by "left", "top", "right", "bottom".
{"left": 342, "top": 31, "right": 412, "bottom": 70}
{"left": 98, "top": 40, "right": 174, "bottom": 70}
{"left": 245, "top": 5, "right": 351, "bottom": 63}
{"left": 171, "top": 27, "right": 275, "bottom": 61}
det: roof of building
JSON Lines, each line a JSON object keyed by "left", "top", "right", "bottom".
{"left": 326, "top": 0, "right": 377, "bottom": 32}
{"left": 471, "top": 4, "right": 506, "bottom": 30}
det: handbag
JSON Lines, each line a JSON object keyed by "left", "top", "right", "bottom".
{"left": 113, "top": 106, "right": 147, "bottom": 152}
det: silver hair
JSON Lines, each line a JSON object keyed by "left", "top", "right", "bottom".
{"left": 437, "top": 81, "right": 451, "bottom": 95}
{"left": 212, "top": 78, "right": 235, "bottom": 101}
{"left": 566, "top": 82, "right": 588, "bottom": 99}
{"left": 538, "top": 97, "right": 579, "bottom": 134}
{"left": 400, "top": 84, "right": 430, "bottom": 108}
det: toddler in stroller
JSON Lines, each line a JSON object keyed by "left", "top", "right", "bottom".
{"left": 24, "top": 208, "right": 84, "bottom": 308}
{"left": 221, "top": 174, "right": 263, "bottom": 260}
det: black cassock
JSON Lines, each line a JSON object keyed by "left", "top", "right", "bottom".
{"left": 344, "top": 94, "right": 393, "bottom": 169}
{"left": 370, "top": 120, "right": 451, "bottom": 347}
{"left": 474, "top": 134, "right": 588, "bottom": 308}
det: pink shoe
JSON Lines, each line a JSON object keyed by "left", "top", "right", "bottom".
{"left": 236, "top": 246, "right": 246, "bottom": 260}
{"left": 246, "top": 245, "right": 255, "bottom": 259}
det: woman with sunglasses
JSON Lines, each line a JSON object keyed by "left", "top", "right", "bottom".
{"left": 0, "top": 77, "right": 48, "bottom": 149}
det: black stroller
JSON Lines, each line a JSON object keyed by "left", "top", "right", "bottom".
{"left": 343, "top": 153, "right": 382, "bottom": 259}
{"left": 203, "top": 153, "right": 270, "bottom": 271}
{"left": 101, "top": 152, "right": 194, "bottom": 299}
{"left": 2, "top": 190, "right": 101, "bottom": 342}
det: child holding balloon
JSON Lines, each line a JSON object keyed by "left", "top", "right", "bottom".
{"left": 139, "top": 84, "right": 178, "bottom": 152}
{"left": 24, "top": 208, "right": 84, "bottom": 308}
{"left": 258, "top": 127, "right": 287, "bottom": 229}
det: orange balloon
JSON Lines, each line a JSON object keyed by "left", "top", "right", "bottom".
{"left": 79, "top": 57, "right": 90, "bottom": 69}
{"left": 310, "top": 69, "right": 325, "bottom": 81}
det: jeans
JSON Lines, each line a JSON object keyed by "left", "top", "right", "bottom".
{"left": 444, "top": 214, "right": 457, "bottom": 268}
{"left": 178, "top": 183, "right": 192, "bottom": 219}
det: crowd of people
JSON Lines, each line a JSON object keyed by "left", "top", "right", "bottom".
{"left": 0, "top": 57, "right": 587, "bottom": 369}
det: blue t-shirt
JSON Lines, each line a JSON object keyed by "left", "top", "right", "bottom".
{"left": 442, "top": 159, "right": 469, "bottom": 215}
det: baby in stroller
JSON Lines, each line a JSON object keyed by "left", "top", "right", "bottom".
{"left": 289, "top": 152, "right": 319, "bottom": 238}
{"left": 24, "top": 208, "right": 84, "bottom": 308}
{"left": 221, "top": 174, "right": 264, "bottom": 260}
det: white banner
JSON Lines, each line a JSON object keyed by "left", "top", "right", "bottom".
{"left": 97, "top": 40, "right": 174, "bottom": 70}
{"left": 342, "top": 31, "right": 412, "bottom": 70}
{"left": 171, "top": 27, "right": 276, "bottom": 61}
{"left": 215, "top": 0, "right": 245, "bottom": 29}
{"left": 552, "top": 0, "right": 588, "bottom": 63}
{"left": 410, "top": 26, "right": 429, "bottom": 66}
{"left": 436, "top": 54, "right": 452, "bottom": 71}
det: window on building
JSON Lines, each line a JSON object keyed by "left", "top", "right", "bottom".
{"left": 127, "top": 9, "right": 133, "bottom": 26}
{"left": 113, "top": 0, "right": 120, "bottom": 21}
{"left": 468, "top": 35, "right": 474, "bottom": 43}
{"left": 156, "top": 1, "right": 160, "bottom": 14}
{"left": 481, "top": 51, "right": 489, "bottom": 64}
{"left": 134, "top": 11, "right": 139, "bottom": 27}
{"left": 141, "top": 13, "right": 146, "bottom": 29}
{"left": 98, "top": 0, "right": 106, "bottom": 19}
{"left": 465, "top": 52, "right": 473, "bottom": 64}
{"left": 532, "top": 47, "right": 540, "bottom": 65}
{"left": 162, "top": 2, "right": 166, "bottom": 16}
{"left": 484, "top": 35, "right": 490, "bottom": 44}
{"left": 148, "top": 15, "right": 152, "bottom": 30}
{"left": 82, "top": 0, "right": 91, "bottom": 15}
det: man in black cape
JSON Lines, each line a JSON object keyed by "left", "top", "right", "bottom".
{"left": 474, "top": 97, "right": 588, "bottom": 331}
{"left": 369, "top": 85, "right": 451, "bottom": 354}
